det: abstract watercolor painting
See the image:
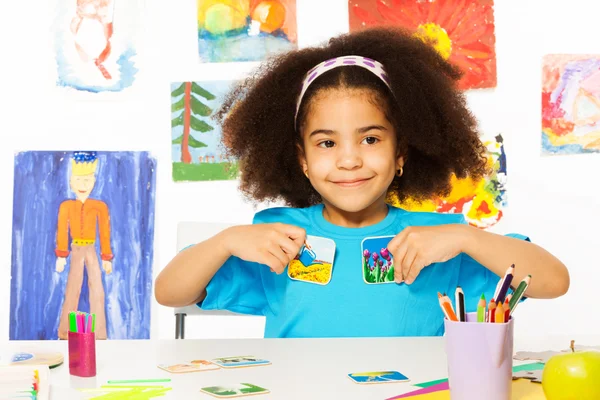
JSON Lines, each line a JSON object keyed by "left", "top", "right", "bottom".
{"left": 542, "top": 54, "right": 600, "bottom": 155}
{"left": 10, "top": 151, "right": 156, "bottom": 340}
{"left": 54, "top": 0, "right": 140, "bottom": 93}
{"left": 391, "top": 134, "right": 507, "bottom": 229}
{"left": 348, "top": 0, "right": 497, "bottom": 90}
{"left": 197, "top": 0, "right": 297, "bottom": 62}
{"left": 171, "top": 81, "right": 239, "bottom": 181}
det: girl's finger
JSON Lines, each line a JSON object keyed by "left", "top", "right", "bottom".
{"left": 404, "top": 258, "right": 423, "bottom": 284}
{"left": 401, "top": 245, "right": 418, "bottom": 282}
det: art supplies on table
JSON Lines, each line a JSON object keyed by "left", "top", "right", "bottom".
{"left": 444, "top": 311, "right": 514, "bottom": 400}
{"left": 0, "top": 364, "right": 49, "bottom": 400}
{"left": 68, "top": 311, "right": 97, "bottom": 378}
{"left": 211, "top": 356, "right": 271, "bottom": 369}
{"left": 200, "top": 383, "right": 270, "bottom": 398}
{"left": 158, "top": 360, "right": 220, "bottom": 373}
{"left": 347, "top": 370, "right": 410, "bottom": 384}
{"left": 436, "top": 266, "right": 532, "bottom": 324}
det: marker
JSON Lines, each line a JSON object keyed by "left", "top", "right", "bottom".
{"left": 455, "top": 287, "right": 465, "bottom": 322}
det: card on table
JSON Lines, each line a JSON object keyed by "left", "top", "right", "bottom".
{"left": 200, "top": 383, "right": 270, "bottom": 398}
{"left": 348, "top": 370, "right": 410, "bottom": 384}
{"left": 362, "top": 236, "right": 396, "bottom": 284}
{"left": 287, "top": 235, "right": 335, "bottom": 285}
{"left": 211, "top": 356, "right": 271, "bottom": 369}
{"left": 157, "top": 359, "right": 220, "bottom": 373}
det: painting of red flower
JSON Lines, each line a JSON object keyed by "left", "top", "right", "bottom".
{"left": 348, "top": 0, "right": 497, "bottom": 90}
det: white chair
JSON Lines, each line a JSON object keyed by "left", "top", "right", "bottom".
{"left": 175, "top": 222, "right": 265, "bottom": 339}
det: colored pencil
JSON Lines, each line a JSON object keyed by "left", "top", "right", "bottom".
{"left": 437, "top": 292, "right": 458, "bottom": 322}
{"left": 477, "top": 293, "right": 486, "bottom": 322}
{"left": 495, "top": 264, "right": 515, "bottom": 304}
{"left": 92, "top": 313, "right": 96, "bottom": 333}
{"left": 455, "top": 287, "right": 465, "bottom": 322}
{"left": 504, "top": 298, "right": 510, "bottom": 321}
{"left": 495, "top": 301, "right": 505, "bottom": 323}
{"left": 87, "top": 315, "right": 93, "bottom": 334}
{"left": 509, "top": 275, "right": 531, "bottom": 315}
{"left": 488, "top": 299, "right": 496, "bottom": 323}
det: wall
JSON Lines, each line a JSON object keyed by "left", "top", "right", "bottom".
{"left": 1, "top": 0, "right": 598, "bottom": 342}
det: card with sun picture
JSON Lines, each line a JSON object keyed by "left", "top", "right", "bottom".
{"left": 362, "top": 236, "right": 395, "bottom": 284}
{"left": 287, "top": 235, "right": 335, "bottom": 285}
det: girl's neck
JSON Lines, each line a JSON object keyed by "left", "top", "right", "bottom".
{"left": 321, "top": 199, "right": 389, "bottom": 228}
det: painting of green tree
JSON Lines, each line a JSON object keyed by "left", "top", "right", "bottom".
{"left": 171, "top": 81, "right": 239, "bottom": 181}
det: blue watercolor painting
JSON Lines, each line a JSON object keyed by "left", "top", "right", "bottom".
{"left": 171, "top": 81, "right": 239, "bottom": 181}
{"left": 10, "top": 151, "right": 156, "bottom": 340}
{"left": 54, "top": 0, "right": 139, "bottom": 93}
{"left": 197, "top": 0, "right": 297, "bottom": 63}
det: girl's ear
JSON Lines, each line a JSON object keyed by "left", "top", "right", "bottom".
{"left": 297, "top": 143, "right": 308, "bottom": 177}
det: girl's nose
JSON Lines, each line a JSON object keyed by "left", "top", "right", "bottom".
{"left": 336, "top": 144, "right": 362, "bottom": 170}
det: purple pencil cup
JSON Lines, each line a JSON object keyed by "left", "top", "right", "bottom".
{"left": 444, "top": 312, "right": 514, "bottom": 400}
{"left": 68, "top": 331, "right": 97, "bottom": 377}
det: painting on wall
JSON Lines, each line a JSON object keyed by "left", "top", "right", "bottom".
{"left": 542, "top": 54, "right": 600, "bottom": 155}
{"left": 197, "top": 0, "right": 297, "bottom": 63}
{"left": 392, "top": 134, "right": 507, "bottom": 229}
{"left": 171, "top": 81, "right": 239, "bottom": 181}
{"left": 348, "top": 0, "right": 496, "bottom": 90}
{"left": 54, "top": 0, "right": 141, "bottom": 93}
{"left": 10, "top": 151, "right": 156, "bottom": 340}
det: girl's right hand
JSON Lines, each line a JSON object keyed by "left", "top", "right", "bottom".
{"left": 224, "top": 223, "right": 307, "bottom": 274}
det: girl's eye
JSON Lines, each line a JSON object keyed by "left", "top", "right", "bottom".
{"left": 318, "top": 140, "right": 335, "bottom": 148}
{"left": 362, "top": 136, "right": 379, "bottom": 145}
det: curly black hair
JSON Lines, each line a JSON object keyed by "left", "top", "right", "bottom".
{"left": 215, "top": 26, "right": 488, "bottom": 208}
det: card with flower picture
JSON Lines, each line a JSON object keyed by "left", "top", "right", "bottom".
{"left": 287, "top": 235, "right": 335, "bottom": 285}
{"left": 362, "top": 236, "right": 395, "bottom": 284}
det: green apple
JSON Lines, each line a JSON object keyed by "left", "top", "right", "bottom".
{"left": 542, "top": 341, "right": 600, "bottom": 400}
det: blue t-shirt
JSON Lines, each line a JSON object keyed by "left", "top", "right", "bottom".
{"left": 199, "top": 204, "right": 529, "bottom": 338}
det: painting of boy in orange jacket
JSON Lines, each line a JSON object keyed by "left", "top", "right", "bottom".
{"left": 55, "top": 151, "right": 112, "bottom": 339}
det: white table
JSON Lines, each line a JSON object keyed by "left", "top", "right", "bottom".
{"left": 3, "top": 335, "right": 599, "bottom": 399}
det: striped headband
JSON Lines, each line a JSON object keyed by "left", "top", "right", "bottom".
{"left": 294, "top": 55, "right": 392, "bottom": 124}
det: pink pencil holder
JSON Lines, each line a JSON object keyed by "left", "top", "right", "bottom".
{"left": 68, "top": 331, "right": 97, "bottom": 377}
{"left": 444, "top": 312, "right": 514, "bottom": 400}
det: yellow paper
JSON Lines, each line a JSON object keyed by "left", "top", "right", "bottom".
{"left": 398, "top": 379, "right": 544, "bottom": 400}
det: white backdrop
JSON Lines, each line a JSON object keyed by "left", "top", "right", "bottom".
{"left": 1, "top": 0, "right": 598, "bottom": 342}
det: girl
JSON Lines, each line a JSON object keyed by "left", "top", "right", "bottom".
{"left": 156, "top": 27, "right": 569, "bottom": 338}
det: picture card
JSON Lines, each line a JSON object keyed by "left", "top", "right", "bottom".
{"left": 200, "top": 383, "right": 269, "bottom": 398}
{"left": 157, "top": 359, "right": 219, "bottom": 373}
{"left": 287, "top": 235, "right": 335, "bottom": 285}
{"left": 211, "top": 356, "right": 271, "bottom": 369}
{"left": 348, "top": 370, "right": 410, "bottom": 384}
{"left": 362, "top": 236, "right": 395, "bottom": 284}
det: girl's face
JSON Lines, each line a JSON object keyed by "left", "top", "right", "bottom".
{"left": 299, "top": 88, "right": 403, "bottom": 214}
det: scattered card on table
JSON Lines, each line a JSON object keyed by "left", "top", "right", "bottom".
{"left": 348, "top": 370, "right": 410, "bottom": 384}
{"left": 200, "top": 383, "right": 270, "bottom": 398}
{"left": 158, "top": 359, "right": 219, "bottom": 373}
{"left": 362, "top": 236, "right": 395, "bottom": 284}
{"left": 287, "top": 235, "right": 336, "bottom": 285}
{"left": 211, "top": 356, "right": 271, "bottom": 369}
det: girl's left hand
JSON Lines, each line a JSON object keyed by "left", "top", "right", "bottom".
{"left": 387, "top": 225, "right": 470, "bottom": 285}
